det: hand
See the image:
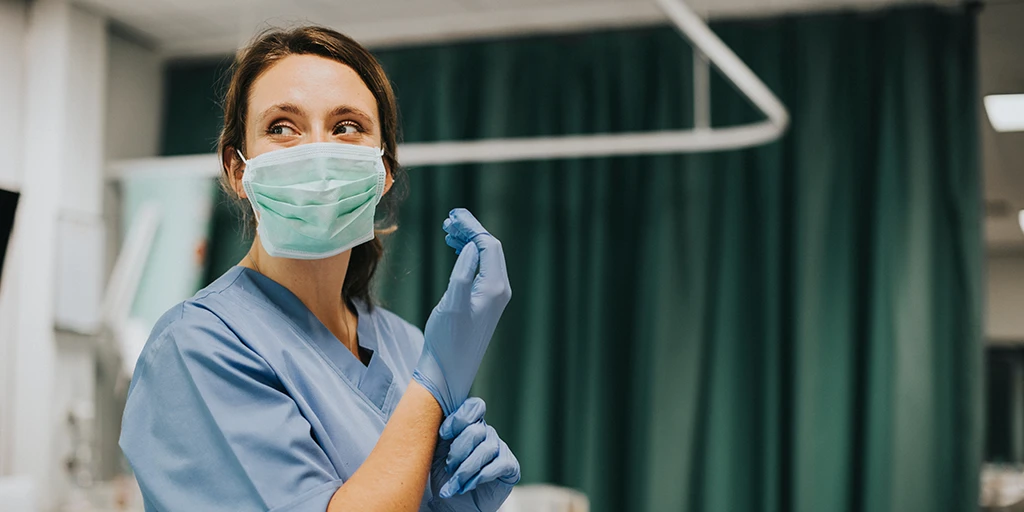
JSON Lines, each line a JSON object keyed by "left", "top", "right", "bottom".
{"left": 413, "top": 209, "right": 512, "bottom": 416}
{"left": 430, "top": 398, "right": 520, "bottom": 512}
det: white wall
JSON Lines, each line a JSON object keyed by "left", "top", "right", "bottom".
{"left": 988, "top": 255, "right": 1024, "bottom": 343}
{"left": 105, "top": 30, "right": 162, "bottom": 162}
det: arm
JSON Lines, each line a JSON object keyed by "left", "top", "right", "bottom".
{"left": 331, "top": 208, "right": 511, "bottom": 511}
{"left": 326, "top": 381, "right": 441, "bottom": 512}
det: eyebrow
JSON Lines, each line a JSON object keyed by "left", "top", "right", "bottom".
{"left": 255, "top": 103, "right": 376, "bottom": 128}
{"left": 329, "top": 105, "right": 376, "bottom": 128}
{"left": 255, "top": 103, "right": 305, "bottom": 125}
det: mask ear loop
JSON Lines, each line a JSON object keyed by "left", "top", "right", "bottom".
{"left": 379, "top": 145, "right": 395, "bottom": 187}
{"left": 235, "top": 148, "right": 261, "bottom": 224}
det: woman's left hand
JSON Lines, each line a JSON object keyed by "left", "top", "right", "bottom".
{"left": 430, "top": 397, "right": 520, "bottom": 512}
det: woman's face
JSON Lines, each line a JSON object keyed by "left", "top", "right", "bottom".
{"left": 230, "top": 54, "right": 392, "bottom": 198}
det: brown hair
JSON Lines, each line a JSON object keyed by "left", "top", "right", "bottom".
{"left": 218, "top": 26, "right": 405, "bottom": 307}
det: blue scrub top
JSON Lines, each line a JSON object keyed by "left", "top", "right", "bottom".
{"left": 120, "top": 266, "right": 435, "bottom": 511}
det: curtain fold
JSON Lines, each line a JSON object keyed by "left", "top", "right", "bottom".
{"left": 371, "top": 8, "right": 982, "bottom": 512}
{"left": 168, "top": 7, "right": 982, "bottom": 511}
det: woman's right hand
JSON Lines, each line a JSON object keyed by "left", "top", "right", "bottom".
{"left": 412, "top": 209, "right": 512, "bottom": 416}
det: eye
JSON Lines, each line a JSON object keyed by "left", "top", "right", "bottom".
{"left": 267, "top": 123, "right": 297, "bottom": 136}
{"left": 334, "top": 121, "right": 363, "bottom": 136}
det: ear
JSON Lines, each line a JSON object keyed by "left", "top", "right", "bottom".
{"left": 383, "top": 165, "right": 394, "bottom": 196}
{"left": 223, "top": 147, "right": 247, "bottom": 199}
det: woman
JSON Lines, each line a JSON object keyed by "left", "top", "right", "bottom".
{"left": 119, "top": 26, "right": 519, "bottom": 512}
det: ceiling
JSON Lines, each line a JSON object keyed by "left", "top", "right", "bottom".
{"left": 80, "top": 0, "right": 945, "bottom": 57}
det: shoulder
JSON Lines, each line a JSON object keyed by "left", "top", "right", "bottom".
{"left": 139, "top": 266, "right": 257, "bottom": 359}
{"left": 134, "top": 301, "right": 252, "bottom": 376}
{"left": 125, "top": 300, "right": 281, "bottom": 422}
{"left": 131, "top": 269, "right": 270, "bottom": 390}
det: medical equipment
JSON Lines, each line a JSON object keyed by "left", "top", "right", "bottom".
{"left": 239, "top": 142, "right": 388, "bottom": 260}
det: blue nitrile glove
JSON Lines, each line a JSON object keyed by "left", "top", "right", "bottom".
{"left": 413, "top": 209, "right": 512, "bottom": 416}
{"left": 429, "top": 398, "right": 520, "bottom": 512}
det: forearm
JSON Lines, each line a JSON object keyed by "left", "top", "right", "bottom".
{"left": 327, "top": 381, "right": 442, "bottom": 512}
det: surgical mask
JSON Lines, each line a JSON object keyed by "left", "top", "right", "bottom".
{"left": 238, "top": 142, "right": 387, "bottom": 260}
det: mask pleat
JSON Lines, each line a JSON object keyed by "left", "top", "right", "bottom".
{"left": 241, "top": 142, "right": 387, "bottom": 259}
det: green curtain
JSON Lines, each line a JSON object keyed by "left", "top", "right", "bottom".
{"left": 163, "top": 6, "right": 982, "bottom": 512}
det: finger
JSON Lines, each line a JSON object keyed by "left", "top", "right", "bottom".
{"left": 494, "top": 440, "right": 521, "bottom": 485}
{"left": 439, "top": 398, "right": 486, "bottom": 440}
{"left": 459, "top": 457, "right": 517, "bottom": 495}
{"left": 446, "top": 209, "right": 506, "bottom": 286}
{"left": 464, "top": 440, "right": 520, "bottom": 490}
{"left": 442, "top": 426, "right": 501, "bottom": 497}
{"left": 446, "top": 422, "right": 488, "bottom": 474}
{"left": 436, "top": 242, "right": 479, "bottom": 311}
{"left": 444, "top": 234, "right": 469, "bottom": 254}
{"left": 443, "top": 218, "right": 468, "bottom": 253}
{"left": 449, "top": 240, "right": 479, "bottom": 282}
{"left": 446, "top": 208, "right": 490, "bottom": 242}
{"left": 448, "top": 438, "right": 520, "bottom": 497}
{"left": 469, "top": 240, "right": 510, "bottom": 311}
{"left": 469, "top": 233, "right": 505, "bottom": 283}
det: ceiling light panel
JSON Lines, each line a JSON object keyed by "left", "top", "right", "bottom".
{"left": 986, "top": 94, "right": 1024, "bottom": 133}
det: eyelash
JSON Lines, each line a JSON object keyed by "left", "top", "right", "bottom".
{"left": 265, "top": 120, "right": 364, "bottom": 136}
{"left": 334, "top": 120, "right": 363, "bottom": 135}
{"left": 265, "top": 122, "right": 293, "bottom": 136}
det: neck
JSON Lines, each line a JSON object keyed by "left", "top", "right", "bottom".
{"left": 241, "top": 236, "right": 358, "bottom": 354}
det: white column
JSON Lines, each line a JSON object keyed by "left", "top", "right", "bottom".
{"left": 95, "top": 30, "right": 165, "bottom": 482}
{"left": 0, "top": 0, "right": 27, "bottom": 479}
{"left": 0, "top": 0, "right": 26, "bottom": 192}
{"left": 7, "top": 1, "right": 107, "bottom": 509}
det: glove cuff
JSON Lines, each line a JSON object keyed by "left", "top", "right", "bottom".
{"left": 413, "top": 351, "right": 456, "bottom": 416}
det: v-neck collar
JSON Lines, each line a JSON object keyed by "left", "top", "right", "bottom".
{"left": 232, "top": 266, "right": 395, "bottom": 412}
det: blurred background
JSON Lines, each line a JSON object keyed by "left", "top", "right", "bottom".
{"left": 1, "top": 0, "right": 1022, "bottom": 510}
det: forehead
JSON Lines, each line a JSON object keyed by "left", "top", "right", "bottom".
{"left": 248, "top": 54, "right": 378, "bottom": 120}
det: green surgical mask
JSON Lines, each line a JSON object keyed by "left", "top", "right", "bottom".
{"left": 239, "top": 142, "right": 387, "bottom": 260}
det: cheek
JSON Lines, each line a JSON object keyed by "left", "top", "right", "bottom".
{"left": 247, "top": 132, "right": 273, "bottom": 158}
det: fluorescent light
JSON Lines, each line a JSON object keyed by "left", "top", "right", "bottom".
{"left": 985, "top": 94, "right": 1024, "bottom": 132}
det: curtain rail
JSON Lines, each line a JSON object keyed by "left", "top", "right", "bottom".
{"left": 108, "top": 0, "right": 789, "bottom": 178}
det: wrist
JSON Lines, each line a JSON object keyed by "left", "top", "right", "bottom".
{"left": 413, "top": 351, "right": 457, "bottom": 416}
{"left": 405, "top": 379, "right": 444, "bottom": 418}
